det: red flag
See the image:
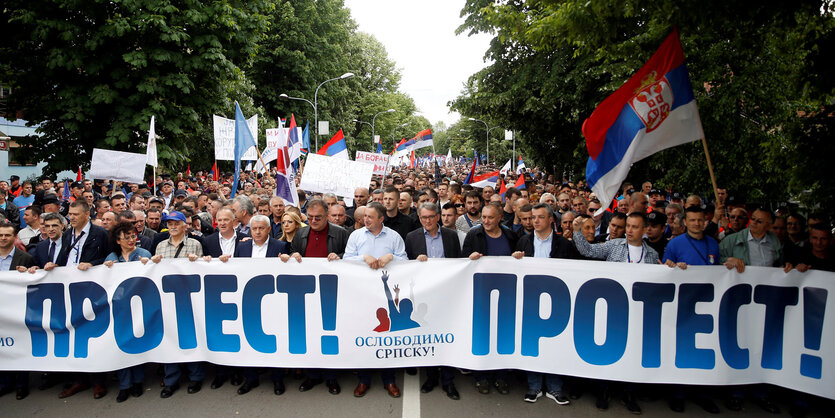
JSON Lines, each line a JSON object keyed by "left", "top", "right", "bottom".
{"left": 409, "top": 151, "right": 415, "bottom": 168}
{"left": 513, "top": 173, "right": 526, "bottom": 189}
{"left": 212, "top": 161, "right": 219, "bottom": 181}
{"left": 498, "top": 177, "right": 507, "bottom": 197}
{"left": 186, "top": 165, "right": 191, "bottom": 176}
{"left": 76, "top": 166, "right": 82, "bottom": 181}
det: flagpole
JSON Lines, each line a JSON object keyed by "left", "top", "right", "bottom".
{"left": 153, "top": 166, "right": 157, "bottom": 196}
{"left": 700, "top": 137, "right": 719, "bottom": 202}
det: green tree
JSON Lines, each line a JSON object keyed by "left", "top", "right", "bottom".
{"left": 454, "top": 0, "right": 834, "bottom": 210}
{"left": 0, "top": 0, "right": 271, "bottom": 176}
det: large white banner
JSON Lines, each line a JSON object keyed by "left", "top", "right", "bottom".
{"left": 213, "top": 114, "right": 259, "bottom": 161}
{"left": 298, "top": 153, "right": 374, "bottom": 199}
{"left": 0, "top": 259, "right": 832, "bottom": 400}
{"left": 355, "top": 151, "right": 390, "bottom": 176}
{"left": 88, "top": 148, "right": 147, "bottom": 183}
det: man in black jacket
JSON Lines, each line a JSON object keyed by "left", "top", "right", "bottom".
{"left": 405, "top": 202, "right": 461, "bottom": 400}
{"left": 287, "top": 199, "right": 347, "bottom": 394}
{"left": 511, "top": 203, "right": 575, "bottom": 406}
{"left": 48, "top": 200, "right": 110, "bottom": 400}
{"left": 0, "top": 221, "right": 35, "bottom": 400}
{"left": 461, "top": 203, "right": 517, "bottom": 395}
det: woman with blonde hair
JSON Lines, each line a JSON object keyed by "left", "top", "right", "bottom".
{"left": 280, "top": 212, "right": 304, "bottom": 243}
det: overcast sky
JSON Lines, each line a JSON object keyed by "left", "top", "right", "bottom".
{"left": 343, "top": 0, "right": 493, "bottom": 126}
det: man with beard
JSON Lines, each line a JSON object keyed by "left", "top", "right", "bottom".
{"left": 455, "top": 191, "right": 483, "bottom": 234}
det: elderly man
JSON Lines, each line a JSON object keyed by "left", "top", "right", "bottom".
{"left": 150, "top": 211, "right": 205, "bottom": 398}
{"left": 720, "top": 208, "right": 783, "bottom": 272}
{"left": 343, "top": 202, "right": 407, "bottom": 398}
{"left": 230, "top": 214, "right": 289, "bottom": 395}
{"left": 133, "top": 210, "right": 156, "bottom": 239}
{"left": 286, "top": 199, "right": 348, "bottom": 394}
{"left": 462, "top": 203, "right": 518, "bottom": 395}
{"left": 232, "top": 195, "right": 255, "bottom": 235}
{"left": 512, "top": 203, "right": 577, "bottom": 407}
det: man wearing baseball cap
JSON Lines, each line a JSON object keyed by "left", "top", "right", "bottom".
{"left": 150, "top": 211, "right": 205, "bottom": 398}
{"left": 644, "top": 211, "right": 668, "bottom": 259}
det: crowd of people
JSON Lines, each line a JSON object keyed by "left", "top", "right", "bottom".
{"left": 0, "top": 162, "right": 831, "bottom": 417}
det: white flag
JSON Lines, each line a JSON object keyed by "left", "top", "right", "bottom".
{"left": 499, "top": 159, "right": 512, "bottom": 176}
{"left": 446, "top": 148, "right": 452, "bottom": 166}
{"left": 146, "top": 116, "right": 158, "bottom": 167}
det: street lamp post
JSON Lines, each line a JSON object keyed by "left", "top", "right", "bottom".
{"left": 371, "top": 109, "right": 396, "bottom": 152}
{"left": 278, "top": 93, "right": 315, "bottom": 116}
{"left": 469, "top": 117, "right": 489, "bottom": 165}
{"left": 313, "top": 72, "right": 354, "bottom": 151}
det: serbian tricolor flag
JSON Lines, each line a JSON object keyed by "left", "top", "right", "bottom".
{"left": 275, "top": 146, "right": 299, "bottom": 207}
{"left": 411, "top": 129, "right": 433, "bottom": 151}
{"left": 516, "top": 156, "right": 526, "bottom": 174}
{"left": 211, "top": 161, "right": 219, "bottom": 181}
{"left": 513, "top": 173, "right": 526, "bottom": 189}
{"left": 497, "top": 177, "right": 507, "bottom": 199}
{"left": 317, "top": 129, "right": 349, "bottom": 160}
{"left": 583, "top": 29, "right": 703, "bottom": 215}
{"left": 463, "top": 159, "right": 477, "bottom": 184}
{"left": 470, "top": 170, "right": 500, "bottom": 188}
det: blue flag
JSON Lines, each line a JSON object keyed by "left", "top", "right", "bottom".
{"left": 301, "top": 121, "right": 310, "bottom": 153}
{"left": 376, "top": 141, "right": 383, "bottom": 154}
{"left": 231, "top": 102, "right": 257, "bottom": 198}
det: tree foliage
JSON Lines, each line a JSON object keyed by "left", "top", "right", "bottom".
{"left": 1, "top": 0, "right": 422, "bottom": 174}
{"left": 0, "top": 0, "right": 271, "bottom": 175}
{"left": 452, "top": 0, "right": 835, "bottom": 211}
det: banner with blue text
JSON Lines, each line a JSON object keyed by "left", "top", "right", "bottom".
{"left": 0, "top": 258, "right": 831, "bottom": 399}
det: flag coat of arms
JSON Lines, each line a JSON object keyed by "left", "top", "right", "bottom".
{"left": 317, "top": 129, "right": 350, "bottom": 160}
{"left": 583, "top": 29, "right": 703, "bottom": 212}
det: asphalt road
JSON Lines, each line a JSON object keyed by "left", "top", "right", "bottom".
{"left": 0, "top": 367, "right": 828, "bottom": 417}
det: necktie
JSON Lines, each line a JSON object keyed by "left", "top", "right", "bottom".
{"left": 48, "top": 241, "right": 56, "bottom": 262}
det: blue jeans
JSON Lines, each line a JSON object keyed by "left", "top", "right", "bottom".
{"left": 526, "top": 371, "right": 563, "bottom": 392}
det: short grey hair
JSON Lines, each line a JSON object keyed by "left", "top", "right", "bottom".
{"left": 418, "top": 202, "right": 439, "bottom": 215}
{"left": 539, "top": 193, "right": 556, "bottom": 203}
{"left": 249, "top": 214, "right": 271, "bottom": 229}
{"left": 235, "top": 195, "right": 255, "bottom": 215}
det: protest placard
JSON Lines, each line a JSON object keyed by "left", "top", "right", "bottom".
{"left": 213, "top": 114, "right": 259, "bottom": 161}
{"left": 298, "top": 153, "right": 374, "bottom": 198}
{"left": 87, "top": 148, "right": 146, "bottom": 183}
{"left": 355, "top": 151, "right": 390, "bottom": 175}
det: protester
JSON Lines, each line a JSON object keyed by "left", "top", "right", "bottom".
{"left": 103, "top": 221, "right": 151, "bottom": 402}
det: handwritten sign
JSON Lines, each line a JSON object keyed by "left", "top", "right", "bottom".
{"left": 355, "top": 151, "right": 390, "bottom": 176}
{"left": 299, "top": 154, "right": 373, "bottom": 198}
{"left": 213, "top": 114, "right": 258, "bottom": 161}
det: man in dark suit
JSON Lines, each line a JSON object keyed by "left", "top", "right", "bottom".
{"left": 230, "top": 215, "right": 289, "bottom": 396}
{"left": 29, "top": 213, "right": 65, "bottom": 269}
{"left": 46, "top": 200, "right": 110, "bottom": 399}
{"left": 405, "top": 202, "right": 461, "bottom": 400}
{"left": 511, "top": 203, "right": 576, "bottom": 406}
{"left": 462, "top": 202, "right": 518, "bottom": 395}
{"left": 203, "top": 207, "right": 249, "bottom": 259}
{"left": 202, "top": 208, "right": 250, "bottom": 390}
{"left": 286, "top": 199, "right": 347, "bottom": 395}
{"left": 0, "top": 221, "right": 35, "bottom": 400}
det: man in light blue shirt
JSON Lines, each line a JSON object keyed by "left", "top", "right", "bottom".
{"left": 344, "top": 202, "right": 407, "bottom": 268}
{"left": 344, "top": 202, "right": 405, "bottom": 399}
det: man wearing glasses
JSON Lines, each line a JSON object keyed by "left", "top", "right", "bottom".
{"left": 719, "top": 208, "right": 783, "bottom": 272}
{"left": 287, "top": 199, "right": 348, "bottom": 395}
